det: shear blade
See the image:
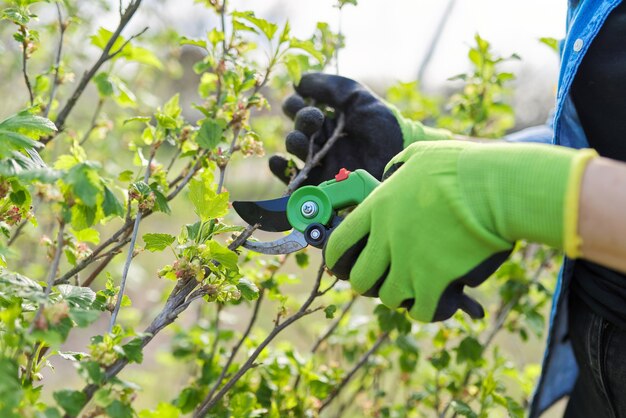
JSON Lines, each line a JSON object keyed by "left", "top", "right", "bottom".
{"left": 243, "top": 230, "right": 308, "bottom": 255}
{"left": 233, "top": 197, "right": 291, "bottom": 232}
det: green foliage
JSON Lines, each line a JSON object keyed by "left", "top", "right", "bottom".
{"left": 0, "top": 1, "right": 558, "bottom": 417}
{"left": 438, "top": 34, "right": 519, "bottom": 138}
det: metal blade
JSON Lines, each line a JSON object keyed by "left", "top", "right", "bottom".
{"left": 233, "top": 197, "right": 291, "bottom": 232}
{"left": 242, "top": 230, "right": 308, "bottom": 255}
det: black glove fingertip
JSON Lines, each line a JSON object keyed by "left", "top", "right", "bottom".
{"left": 285, "top": 130, "right": 311, "bottom": 161}
{"left": 268, "top": 155, "right": 296, "bottom": 185}
{"left": 295, "top": 106, "right": 324, "bottom": 137}
{"left": 459, "top": 295, "right": 485, "bottom": 319}
{"left": 282, "top": 94, "right": 306, "bottom": 120}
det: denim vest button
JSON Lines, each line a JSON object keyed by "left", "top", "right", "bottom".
{"left": 573, "top": 38, "right": 584, "bottom": 52}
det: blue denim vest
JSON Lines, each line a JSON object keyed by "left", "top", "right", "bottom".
{"left": 506, "top": 1, "right": 623, "bottom": 416}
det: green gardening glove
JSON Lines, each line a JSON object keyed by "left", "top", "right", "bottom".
{"left": 269, "top": 73, "right": 452, "bottom": 186}
{"left": 323, "top": 140, "right": 597, "bottom": 322}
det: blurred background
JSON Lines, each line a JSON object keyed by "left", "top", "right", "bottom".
{"left": 0, "top": 0, "right": 569, "bottom": 416}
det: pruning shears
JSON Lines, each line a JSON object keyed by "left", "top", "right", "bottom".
{"left": 233, "top": 168, "right": 380, "bottom": 254}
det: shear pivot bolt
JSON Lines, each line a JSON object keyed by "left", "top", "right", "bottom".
{"left": 309, "top": 228, "right": 321, "bottom": 240}
{"left": 301, "top": 201, "right": 318, "bottom": 218}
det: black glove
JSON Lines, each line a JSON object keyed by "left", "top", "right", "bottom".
{"left": 269, "top": 73, "right": 406, "bottom": 186}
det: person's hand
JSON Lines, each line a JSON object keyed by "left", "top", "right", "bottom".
{"left": 269, "top": 73, "right": 452, "bottom": 186}
{"left": 323, "top": 140, "right": 597, "bottom": 322}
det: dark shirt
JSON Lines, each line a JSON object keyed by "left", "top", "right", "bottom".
{"left": 570, "top": 1, "right": 626, "bottom": 329}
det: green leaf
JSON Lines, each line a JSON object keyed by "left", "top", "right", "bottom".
{"left": 295, "top": 252, "right": 309, "bottom": 268}
{"left": 450, "top": 400, "right": 477, "bottom": 418}
{"left": 124, "top": 116, "right": 151, "bottom": 125}
{"left": 53, "top": 390, "right": 87, "bottom": 418}
{"left": 93, "top": 72, "right": 114, "bottom": 97}
{"left": 71, "top": 204, "right": 97, "bottom": 230}
{"left": 57, "top": 285, "right": 96, "bottom": 309}
{"left": 106, "top": 400, "right": 133, "bottom": 418}
{"left": 0, "top": 271, "right": 45, "bottom": 302}
{"left": 456, "top": 336, "right": 483, "bottom": 364}
{"left": 539, "top": 37, "right": 559, "bottom": 53}
{"left": 237, "top": 278, "right": 259, "bottom": 301}
{"left": 0, "top": 110, "right": 57, "bottom": 138}
{"left": 69, "top": 309, "right": 101, "bottom": 327}
{"left": 204, "top": 240, "right": 239, "bottom": 271}
{"left": 72, "top": 227, "right": 100, "bottom": 244}
{"left": 80, "top": 361, "right": 104, "bottom": 384}
{"left": 143, "top": 233, "right": 175, "bottom": 252}
{"left": 0, "top": 358, "right": 22, "bottom": 413}
{"left": 284, "top": 55, "right": 302, "bottom": 85}
{"left": 188, "top": 179, "right": 228, "bottom": 222}
{"left": 289, "top": 38, "right": 324, "bottom": 63}
{"left": 124, "top": 45, "right": 163, "bottom": 69}
{"left": 139, "top": 403, "right": 181, "bottom": 418}
{"left": 324, "top": 304, "right": 337, "bottom": 319}
{"left": 196, "top": 119, "right": 225, "bottom": 150}
{"left": 207, "top": 28, "right": 224, "bottom": 47}
{"left": 121, "top": 338, "right": 144, "bottom": 363}
{"left": 163, "top": 93, "right": 182, "bottom": 119}
{"left": 430, "top": 350, "right": 450, "bottom": 371}
{"left": 65, "top": 163, "right": 103, "bottom": 208}
{"left": 102, "top": 186, "right": 124, "bottom": 218}
{"left": 90, "top": 27, "right": 124, "bottom": 51}
{"left": 232, "top": 11, "right": 278, "bottom": 40}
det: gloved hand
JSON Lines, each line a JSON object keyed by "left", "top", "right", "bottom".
{"left": 269, "top": 73, "right": 452, "bottom": 186}
{"left": 323, "top": 140, "right": 597, "bottom": 322}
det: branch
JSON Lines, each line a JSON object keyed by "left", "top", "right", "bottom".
{"left": 204, "top": 289, "right": 264, "bottom": 402}
{"left": 29, "top": 220, "right": 65, "bottom": 333}
{"left": 79, "top": 98, "right": 104, "bottom": 145}
{"left": 283, "top": 113, "right": 346, "bottom": 196}
{"left": 19, "top": 25, "right": 34, "bottom": 106}
{"left": 108, "top": 145, "right": 156, "bottom": 331}
{"left": 45, "top": 3, "right": 66, "bottom": 118}
{"left": 311, "top": 295, "right": 356, "bottom": 354}
{"left": 193, "top": 263, "right": 327, "bottom": 416}
{"left": 293, "top": 295, "right": 357, "bottom": 391}
{"left": 319, "top": 331, "right": 390, "bottom": 412}
{"left": 441, "top": 248, "right": 555, "bottom": 418}
{"left": 48, "top": 0, "right": 145, "bottom": 137}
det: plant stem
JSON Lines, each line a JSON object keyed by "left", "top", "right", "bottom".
{"left": 293, "top": 295, "right": 357, "bottom": 391}
{"left": 193, "top": 263, "right": 327, "bottom": 416}
{"left": 205, "top": 289, "right": 264, "bottom": 402}
{"left": 108, "top": 146, "right": 156, "bottom": 331}
{"left": 79, "top": 98, "right": 104, "bottom": 145}
{"left": 319, "top": 331, "right": 390, "bottom": 412}
{"left": 284, "top": 113, "right": 346, "bottom": 196}
{"left": 45, "top": 3, "right": 66, "bottom": 118}
{"left": 19, "top": 25, "right": 34, "bottom": 106}
{"left": 29, "top": 220, "right": 65, "bottom": 333}
{"left": 49, "top": 0, "right": 146, "bottom": 138}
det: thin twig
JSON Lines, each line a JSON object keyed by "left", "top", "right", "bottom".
{"left": 49, "top": 0, "right": 145, "bottom": 137}
{"left": 108, "top": 146, "right": 156, "bottom": 331}
{"left": 81, "top": 235, "right": 131, "bottom": 287}
{"left": 293, "top": 295, "right": 357, "bottom": 391}
{"left": 205, "top": 290, "right": 264, "bottom": 402}
{"left": 19, "top": 25, "right": 34, "bottom": 106}
{"left": 7, "top": 219, "right": 28, "bottom": 247}
{"left": 45, "top": 3, "right": 66, "bottom": 118}
{"left": 79, "top": 98, "right": 104, "bottom": 145}
{"left": 29, "top": 221, "right": 65, "bottom": 333}
{"left": 319, "top": 331, "right": 390, "bottom": 412}
{"left": 441, "top": 249, "right": 555, "bottom": 418}
{"left": 311, "top": 295, "right": 356, "bottom": 354}
{"left": 283, "top": 113, "right": 346, "bottom": 196}
{"left": 193, "top": 263, "right": 327, "bottom": 416}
